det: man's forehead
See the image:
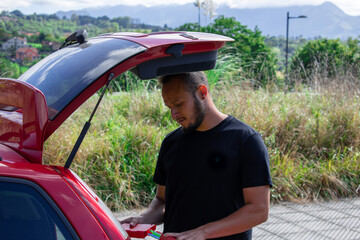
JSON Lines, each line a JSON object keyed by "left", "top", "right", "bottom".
{"left": 162, "top": 88, "right": 192, "bottom": 105}
{"left": 162, "top": 76, "right": 184, "bottom": 87}
{"left": 162, "top": 78, "right": 184, "bottom": 93}
{"left": 162, "top": 93, "right": 185, "bottom": 104}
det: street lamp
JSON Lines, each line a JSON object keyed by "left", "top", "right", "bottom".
{"left": 285, "top": 11, "right": 307, "bottom": 91}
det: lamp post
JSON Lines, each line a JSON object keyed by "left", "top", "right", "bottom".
{"left": 285, "top": 11, "right": 307, "bottom": 91}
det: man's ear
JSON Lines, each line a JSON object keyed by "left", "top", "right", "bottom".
{"left": 198, "top": 85, "right": 208, "bottom": 99}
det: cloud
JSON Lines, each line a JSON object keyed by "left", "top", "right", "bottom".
{"left": 1, "top": 0, "right": 359, "bottom": 16}
{"left": 0, "top": 0, "right": 30, "bottom": 9}
{"left": 222, "top": 0, "right": 360, "bottom": 15}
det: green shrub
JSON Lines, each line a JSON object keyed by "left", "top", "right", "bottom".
{"left": 290, "top": 38, "right": 360, "bottom": 86}
{"left": 0, "top": 57, "right": 21, "bottom": 78}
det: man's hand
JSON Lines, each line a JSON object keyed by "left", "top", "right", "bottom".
{"left": 119, "top": 185, "right": 166, "bottom": 227}
{"left": 164, "top": 227, "right": 207, "bottom": 240}
{"left": 120, "top": 215, "right": 147, "bottom": 228}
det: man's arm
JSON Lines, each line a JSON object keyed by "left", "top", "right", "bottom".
{"left": 164, "top": 185, "right": 270, "bottom": 240}
{"left": 120, "top": 184, "right": 166, "bottom": 226}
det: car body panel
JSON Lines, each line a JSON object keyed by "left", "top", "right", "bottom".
{"left": 103, "top": 31, "right": 231, "bottom": 49}
{"left": 0, "top": 78, "right": 48, "bottom": 164}
{"left": 0, "top": 162, "right": 129, "bottom": 239}
{"left": 56, "top": 167, "right": 130, "bottom": 240}
{"left": 0, "top": 143, "right": 28, "bottom": 164}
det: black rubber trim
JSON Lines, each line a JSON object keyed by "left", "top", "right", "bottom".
{"left": 133, "top": 50, "right": 218, "bottom": 79}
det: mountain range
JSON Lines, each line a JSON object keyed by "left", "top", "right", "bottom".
{"left": 56, "top": 1, "right": 360, "bottom": 39}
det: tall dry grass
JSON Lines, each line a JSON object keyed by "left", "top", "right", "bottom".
{"left": 212, "top": 85, "right": 360, "bottom": 203}
{"left": 44, "top": 80, "right": 360, "bottom": 210}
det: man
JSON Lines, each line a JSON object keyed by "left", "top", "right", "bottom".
{"left": 121, "top": 72, "right": 272, "bottom": 240}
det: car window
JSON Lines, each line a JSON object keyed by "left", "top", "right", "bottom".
{"left": 0, "top": 179, "right": 78, "bottom": 240}
{"left": 19, "top": 38, "right": 146, "bottom": 120}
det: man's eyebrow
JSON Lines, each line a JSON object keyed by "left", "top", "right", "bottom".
{"left": 163, "top": 99, "right": 171, "bottom": 108}
{"left": 165, "top": 97, "right": 182, "bottom": 105}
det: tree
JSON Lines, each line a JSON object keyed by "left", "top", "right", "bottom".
{"left": 110, "top": 22, "right": 119, "bottom": 33}
{"left": 38, "top": 32, "right": 46, "bottom": 42}
{"left": 0, "top": 28, "right": 7, "bottom": 42}
{"left": 47, "top": 14, "right": 59, "bottom": 20}
{"left": 1, "top": 11, "right": 9, "bottom": 16}
{"left": 97, "top": 15, "right": 110, "bottom": 21}
{"left": 112, "top": 16, "right": 132, "bottom": 29}
{"left": 10, "top": 10, "right": 24, "bottom": 18}
{"left": 0, "top": 58, "right": 21, "bottom": 78}
{"left": 290, "top": 38, "right": 359, "bottom": 83}
{"left": 70, "top": 14, "right": 79, "bottom": 24}
{"left": 181, "top": 16, "right": 277, "bottom": 86}
{"left": 177, "top": 23, "right": 199, "bottom": 32}
{"left": 346, "top": 37, "right": 360, "bottom": 62}
{"left": 79, "top": 15, "right": 95, "bottom": 25}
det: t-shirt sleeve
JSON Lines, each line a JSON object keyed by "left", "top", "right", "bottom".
{"left": 153, "top": 142, "right": 167, "bottom": 186}
{"left": 240, "top": 133, "right": 273, "bottom": 188}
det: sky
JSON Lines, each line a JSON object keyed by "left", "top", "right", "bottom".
{"left": 1, "top": 0, "right": 360, "bottom": 16}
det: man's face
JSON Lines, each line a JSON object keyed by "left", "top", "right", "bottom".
{"left": 162, "top": 78, "right": 205, "bottom": 133}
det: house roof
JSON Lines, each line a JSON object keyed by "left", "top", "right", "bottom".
{"left": 16, "top": 47, "right": 38, "bottom": 55}
{"left": 13, "top": 37, "right": 25, "bottom": 41}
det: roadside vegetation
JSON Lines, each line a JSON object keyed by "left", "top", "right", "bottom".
{"left": 44, "top": 52, "right": 360, "bottom": 211}
{"left": 0, "top": 10, "right": 359, "bottom": 211}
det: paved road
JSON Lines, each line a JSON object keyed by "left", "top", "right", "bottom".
{"left": 116, "top": 197, "right": 360, "bottom": 240}
{"left": 254, "top": 197, "right": 360, "bottom": 239}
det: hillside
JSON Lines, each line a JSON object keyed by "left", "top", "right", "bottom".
{"left": 56, "top": 1, "right": 360, "bottom": 39}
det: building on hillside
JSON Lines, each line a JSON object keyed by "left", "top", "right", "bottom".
{"left": 15, "top": 47, "right": 39, "bottom": 62}
{"left": 2, "top": 37, "right": 29, "bottom": 51}
{"left": 0, "top": 16, "right": 11, "bottom": 22}
{"left": 18, "top": 31, "right": 40, "bottom": 37}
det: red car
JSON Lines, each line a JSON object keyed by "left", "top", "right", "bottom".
{"left": 0, "top": 30, "right": 232, "bottom": 239}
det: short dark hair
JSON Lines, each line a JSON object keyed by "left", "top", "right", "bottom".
{"left": 159, "top": 72, "right": 209, "bottom": 94}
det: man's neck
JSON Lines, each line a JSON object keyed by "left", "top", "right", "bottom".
{"left": 196, "top": 109, "right": 227, "bottom": 132}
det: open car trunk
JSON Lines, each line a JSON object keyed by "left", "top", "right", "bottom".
{"left": 0, "top": 31, "right": 233, "bottom": 164}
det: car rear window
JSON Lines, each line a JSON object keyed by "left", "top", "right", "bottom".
{"left": 0, "top": 179, "right": 78, "bottom": 240}
{"left": 19, "top": 38, "right": 146, "bottom": 120}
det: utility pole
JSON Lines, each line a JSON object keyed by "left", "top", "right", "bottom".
{"left": 285, "top": 11, "right": 307, "bottom": 93}
{"left": 194, "top": 0, "right": 203, "bottom": 31}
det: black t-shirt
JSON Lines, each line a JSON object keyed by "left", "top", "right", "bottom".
{"left": 153, "top": 116, "right": 272, "bottom": 240}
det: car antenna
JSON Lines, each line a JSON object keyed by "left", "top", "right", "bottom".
{"left": 64, "top": 72, "right": 115, "bottom": 169}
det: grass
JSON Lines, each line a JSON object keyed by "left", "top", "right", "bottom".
{"left": 44, "top": 82, "right": 360, "bottom": 211}
{"left": 28, "top": 43, "right": 42, "bottom": 49}
{"left": 19, "top": 66, "right": 29, "bottom": 74}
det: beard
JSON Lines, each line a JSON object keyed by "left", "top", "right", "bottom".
{"left": 182, "top": 96, "right": 205, "bottom": 134}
